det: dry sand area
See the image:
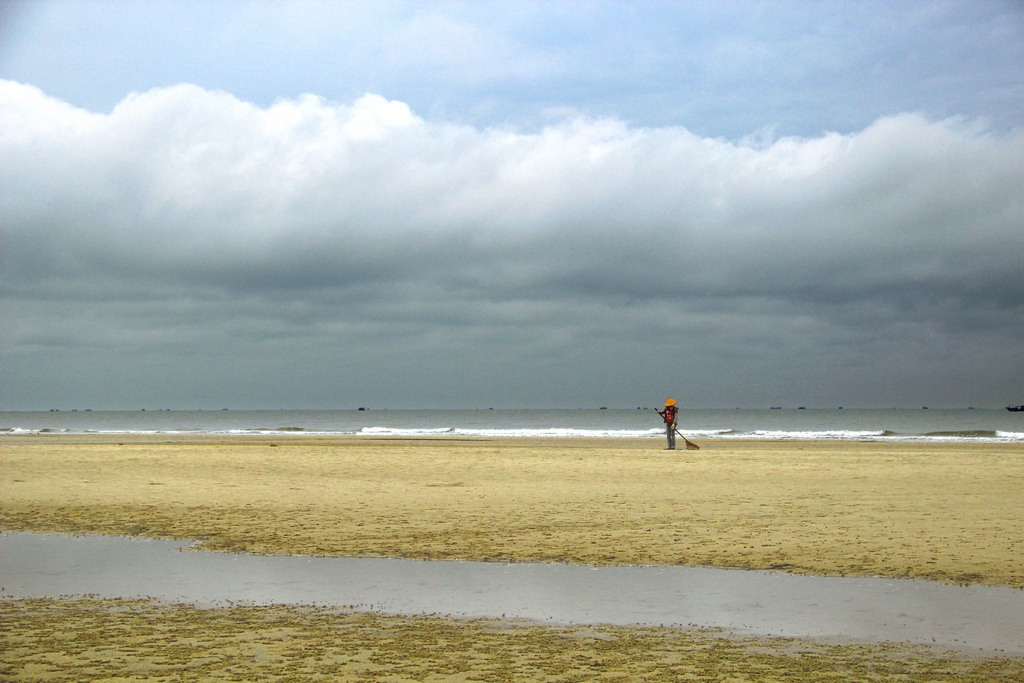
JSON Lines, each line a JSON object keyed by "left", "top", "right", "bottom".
{"left": 2, "top": 435, "right": 1023, "bottom": 681}
{"left": 2, "top": 436, "right": 1022, "bottom": 586}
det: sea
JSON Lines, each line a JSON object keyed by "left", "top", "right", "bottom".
{"left": 1, "top": 408, "right": 1022, "bottom": 443}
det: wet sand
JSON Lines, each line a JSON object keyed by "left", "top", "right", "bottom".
{"left": 3, "top": 598, "right": 1023, "bottom": 682}
{"left": 2, "top": 435, "right": 1021, "bottom": 587}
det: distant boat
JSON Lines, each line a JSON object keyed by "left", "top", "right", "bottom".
{"left": 1007, "top": 405, "right": 1024, "bottom": 412}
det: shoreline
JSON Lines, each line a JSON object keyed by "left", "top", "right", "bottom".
{"left": 4, "top": 430, "right": 1023, "bottom": 445}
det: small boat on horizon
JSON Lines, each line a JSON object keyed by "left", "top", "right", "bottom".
{"left": 1007, "top": 405, "right": 1024, "bottom": 412}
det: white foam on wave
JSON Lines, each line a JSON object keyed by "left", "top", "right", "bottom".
{"left": 728, "top": 429, "right": 1024, "bottom": 443}
{"left": 3, "top": 424, "right": 1022, "bottom": 442}
{"left": 680, "top": 429, "right": 736, "bottom": 438}
{"left": 359, "top": 427, "right": 455, "bottom": 436}
{"left": 872, "top": 432, "right": 1024, "bottom": 444}
{"left": 456, "top": 427, "right": 666, "bottom": 438}
{"left": 217, "top": 428, "right": 360, "bottom": 436}
{"left": 741, "top": 430, "right": 885, "bottom": 440}
{"left": 358, "top": 426, "right": 667, "bottom": 438}
{"left": 88, "top": 429, "right": 206, "bottom": 435}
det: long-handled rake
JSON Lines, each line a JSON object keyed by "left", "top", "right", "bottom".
{"left": 674, "top": 428, "right": 700, "bottom": 450}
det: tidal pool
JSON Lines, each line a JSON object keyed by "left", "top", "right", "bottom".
{"left": 2, "top": 532, "right": 1021, "bottom": 653}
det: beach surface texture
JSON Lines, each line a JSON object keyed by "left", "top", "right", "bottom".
{"left": 2, "top": 435, "right": 1022, "bottom": 680}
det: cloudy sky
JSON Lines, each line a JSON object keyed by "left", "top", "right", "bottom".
{"left": 2, "top": 0, "right": 1022, "bottom": 410}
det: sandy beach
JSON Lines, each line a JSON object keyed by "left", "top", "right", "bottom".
{"left": 2, "top": 435, "right": 1022, "bottom": 586}
{"left": 2, "top": 435, "right": 1022, "bottom": 680}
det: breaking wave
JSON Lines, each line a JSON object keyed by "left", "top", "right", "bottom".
{"left": 358, "top": 426, "right": 670, "bottom": 438}
{"left": 4, "top": 425, "right": 1022, "bottom": 443}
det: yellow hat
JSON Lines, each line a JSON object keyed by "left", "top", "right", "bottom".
{"left": 665, "top": 398, "right": 677, "bottom": 406}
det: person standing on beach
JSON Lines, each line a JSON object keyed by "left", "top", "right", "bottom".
{"left": 657, "top": 398, "right": 679, "bottom": 450}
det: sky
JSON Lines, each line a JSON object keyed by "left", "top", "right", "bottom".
{"left": 1, "top": 0, "right": 1022, "bottom": 410}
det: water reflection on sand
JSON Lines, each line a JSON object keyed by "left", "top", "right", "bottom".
{"left": 2, "top": 532, "right": 1021, "bottom": 654}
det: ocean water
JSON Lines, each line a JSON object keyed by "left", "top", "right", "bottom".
{"left": 1, "top": 408, "right": 1022, "bottom": 443}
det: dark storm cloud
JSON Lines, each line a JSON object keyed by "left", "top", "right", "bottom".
{"left": 2, "top": 81, "right": 1022, "bottom": 408}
